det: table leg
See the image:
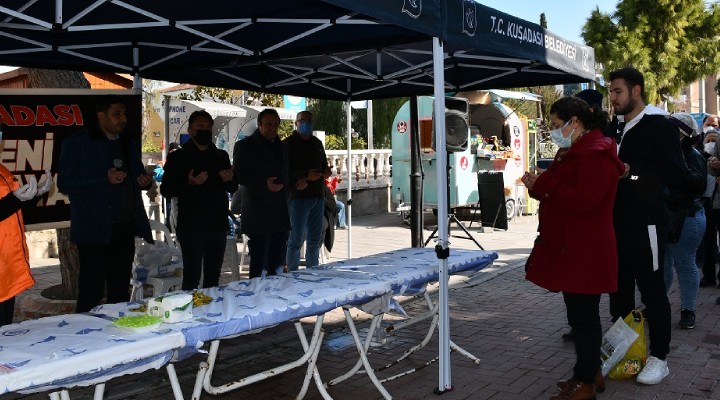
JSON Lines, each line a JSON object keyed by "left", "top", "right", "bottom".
{"left": 294, "top": 320, "right": 332, "bottom": 400}
{"left": 92, "top": 384, "right": 105, "bottom": 400}
{"left": 197, "top": 317, "right": 325, "bottom": 396}
{"left": 337, "top": 308, "right": 392, "bottom": 400}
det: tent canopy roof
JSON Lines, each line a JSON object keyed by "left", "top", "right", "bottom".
{"left": 0, "top": 0, "right": 595, "bottom": 100}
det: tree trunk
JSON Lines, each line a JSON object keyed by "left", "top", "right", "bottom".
{"left": 27, "top": 68, "right": 90, "bottom": 300}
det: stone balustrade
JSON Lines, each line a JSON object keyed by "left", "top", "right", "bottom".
{"left": 326, "top": 149, "right": 392, "bottom": 190}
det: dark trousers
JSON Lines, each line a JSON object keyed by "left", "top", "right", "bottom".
{"left": 247, "top": 231, "right": 289, "bottom": 279}
{"left": 76, "top": 220, "right": 136, "bottom": 313}
{"left": 0, "top": 296, "right": 15, "bottom": 326}
{"left": 610, "top": 223, "right": 671, "bottom": 359}
{"left": 177, "top": 230, "right": 226, "bottom": 290}
{"left": 563, "top": 292, "right": 601, "bottom": 384}
{"left": 699, "top": 202, "right": 720, "bottom": 283}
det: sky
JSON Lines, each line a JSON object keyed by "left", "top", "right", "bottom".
{"left": 478, "top": 0, "right": 619, "bottom": 44}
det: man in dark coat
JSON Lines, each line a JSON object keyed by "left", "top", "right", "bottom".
{"left": 284, "top": 110, "right": 329, "bottom": 271}
{"left": 161, "top": 110, "right": 237, "bottom": 290}
{"left": 233, "top": 109, "right": 290, "bottom": 278}
{"left": 58, "top": 96, "right": 154, "bottom": 312}
{"left": 607, "top": 67, "right": 687, "bottom": 386}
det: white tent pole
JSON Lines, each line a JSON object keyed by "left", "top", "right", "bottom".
{"left": 163, "top": 95, "right": 170, "bottom": 162}
{"left": 132, "top": 47, "right": 141, "bottom": 90}
{"left": 367, "top": 100, "right": 373, "bottom": 149}
{"left": 345, "top": 98, "right": 352, "bottom": 259}
{"left": 432, "top": 36, "right": 452, "bottom": 393}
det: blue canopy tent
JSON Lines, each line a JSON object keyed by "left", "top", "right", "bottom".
{"left": 0, "top": 0, "right": 595, "bottom": 394}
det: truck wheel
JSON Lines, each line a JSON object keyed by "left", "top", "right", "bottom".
{"left": 505, "top": 199, "right": 515, "bottom": 222}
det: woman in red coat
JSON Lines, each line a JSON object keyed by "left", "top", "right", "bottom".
{"left": 522, "top": 97, "right": 625, "bottom": 400}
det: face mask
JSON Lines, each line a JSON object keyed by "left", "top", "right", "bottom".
{"left": 704, "top": 142, "right": 716, "bottom": 154}
{"left": 297, "top": 121, "right": 313, "bottom": 136}
{"left": 193, "top": 129, "right": 212, "bottom": 146}
{"left": 705, "top": 125, "right": 718, "bottom": 134}
{"left": 549, "top": 121, "right": 573, "bottom": 149}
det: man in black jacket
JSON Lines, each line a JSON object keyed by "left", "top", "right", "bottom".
{"left": 161, "top": 110, "right": 237, "bottom": 290}
{"left": 233, "top": 109, "right": 290, "bottom": 278}
{"left": 607, "top": 68, "right": 686, "bottom": 385}
{"left": 284, "top": 111, "right": 329, "bottom": 271}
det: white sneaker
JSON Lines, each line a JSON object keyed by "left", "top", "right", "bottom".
{"left": 637, "top": 356, "right": 669, "bottom": 385}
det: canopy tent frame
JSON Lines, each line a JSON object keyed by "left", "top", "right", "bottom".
{"left": 0, "top": 0, "right": 596, "bottom": 394}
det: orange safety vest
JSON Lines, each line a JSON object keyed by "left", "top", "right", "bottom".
{"left": 0, "top": 165, "right": 34, "bottom": 302}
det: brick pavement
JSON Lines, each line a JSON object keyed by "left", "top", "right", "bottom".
{"left": 7, "top": 212, "right": 720, "bottom": 400}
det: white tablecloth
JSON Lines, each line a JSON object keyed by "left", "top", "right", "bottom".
{"left": 94, "top": 274, "right": 392, "bottom": 351}
{"left": 0, "top": 314, "right": 185, "bottom": 394}
{"left": 306, "top": 248, "right": 497, "bottom": 295}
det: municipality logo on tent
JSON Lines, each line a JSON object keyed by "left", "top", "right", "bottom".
{"left": 462, "top": 0, "right": 477, "bottom": 37}
{"left": 402, "top": 0, "right": 421, "bottom": 19}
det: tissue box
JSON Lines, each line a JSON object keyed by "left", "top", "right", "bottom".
{"left": 145, "top": 292, "right": 193, "bottom": 323}
{"left": 147, "top": 296, "right": 164, "bottom": 317}
{"left": 160, "top": 292, "right": 193, "bottom": 323}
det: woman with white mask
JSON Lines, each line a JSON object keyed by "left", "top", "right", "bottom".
{"left": 522, "top": 97, "right": 625, "bottom": 400}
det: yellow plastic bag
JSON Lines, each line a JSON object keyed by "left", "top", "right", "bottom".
{"left": 609, "top": 309, "right": 647, "bottom": 379}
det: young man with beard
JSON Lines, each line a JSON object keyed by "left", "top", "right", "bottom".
{"left": 607, "top": 67, "right": 687, "bottom": 385}
{"left": 161, "top": 110, "right": 237, "bottom": 290}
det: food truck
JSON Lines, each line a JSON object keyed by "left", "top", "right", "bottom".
{"left": 391, "top": 91, "right": 538, "bottom": 227}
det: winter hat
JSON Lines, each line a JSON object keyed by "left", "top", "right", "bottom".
{"left": 575, "top": 89, "right": 603, "bottom": 109}
{"left": 668, "top": 112, "right": 699, "bottom": 137}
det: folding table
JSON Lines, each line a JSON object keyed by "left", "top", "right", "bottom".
{"left": 293, "top": 248, "right": 498, "bottom": 385}
{"left": 0, "top": 314, "right": 186, "bottom": 400}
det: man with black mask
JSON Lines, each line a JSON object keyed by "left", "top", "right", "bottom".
{"left": 161, "top": 110, "right": 237, "bottom": 290}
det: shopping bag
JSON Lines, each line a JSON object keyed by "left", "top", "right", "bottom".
{"left": 600, "top": 314, "right": 640, "bottom": 376}
{"left": 609, "top": 310, "right": 647, "bottom": 379}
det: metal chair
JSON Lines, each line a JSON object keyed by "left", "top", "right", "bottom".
{"left": 130, "top": 220, "right": 183, "bottom": 301}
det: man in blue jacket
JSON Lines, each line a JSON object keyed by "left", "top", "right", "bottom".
{"left": 58, "top": 96, "right": 154, "bottom": 312}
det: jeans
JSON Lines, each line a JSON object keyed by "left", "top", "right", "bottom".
{"left": 247, "top": 231, "right": 289, "bottom": 279}
{"left": 335, "top": 199, "right": 346, "bottom": 227}
{"left": 563, "top": 292, "right": 602, "bottom": 384}
{"left": 287, "top": 197, "right": 325, "bottom": 271}
{"left": 664, "top": 209, "right": 705, "bottom": 311}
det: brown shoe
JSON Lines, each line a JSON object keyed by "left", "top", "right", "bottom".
{"left": 556, "top": 371, "right": 605, "bottom": 394}
{"left": 550, "top": 381, "right": 596, "bottom": 400}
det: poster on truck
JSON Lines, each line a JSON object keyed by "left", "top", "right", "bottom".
{"left": 0, "top": 89, "right": 142, "bottom": 230}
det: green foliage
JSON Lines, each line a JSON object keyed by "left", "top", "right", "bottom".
{"left": 308, "top": 99, "right": 346, "bottom": 137}
{"left": 245, "top": 91, "right": 283, "bottom": 107}
{"left": 583, "top": 1, "right": 720, "bottom": 104}
{"left": 177, "top": 86, "right": 238, "bottom": 103}
{"left": 352, "top": 98, "right": 408, "bottom": 149}
{"left": 308, "top": 97, "right": 406, "bottom": 149}
{"left": 324, "top": 134, "right": 367, "bottom": 150}
{"left": 503, "top": 86, "right": 562, "bottom": 127}
{"left": 278, "top": 120, "right": 294, "bottom": 140}
{"left": 141, "top": 131, "right": 161, "bottom": 152}
{"left": 175, "top": 86, "right": 283, "bottom": 107}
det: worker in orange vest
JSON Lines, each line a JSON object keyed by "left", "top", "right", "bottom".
{"left": 0, "top": 165, "right": 53, "bottom": 326}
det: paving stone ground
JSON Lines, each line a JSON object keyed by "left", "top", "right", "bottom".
{"left": 7, "top": 212, "right": 720, "bottom": 400}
